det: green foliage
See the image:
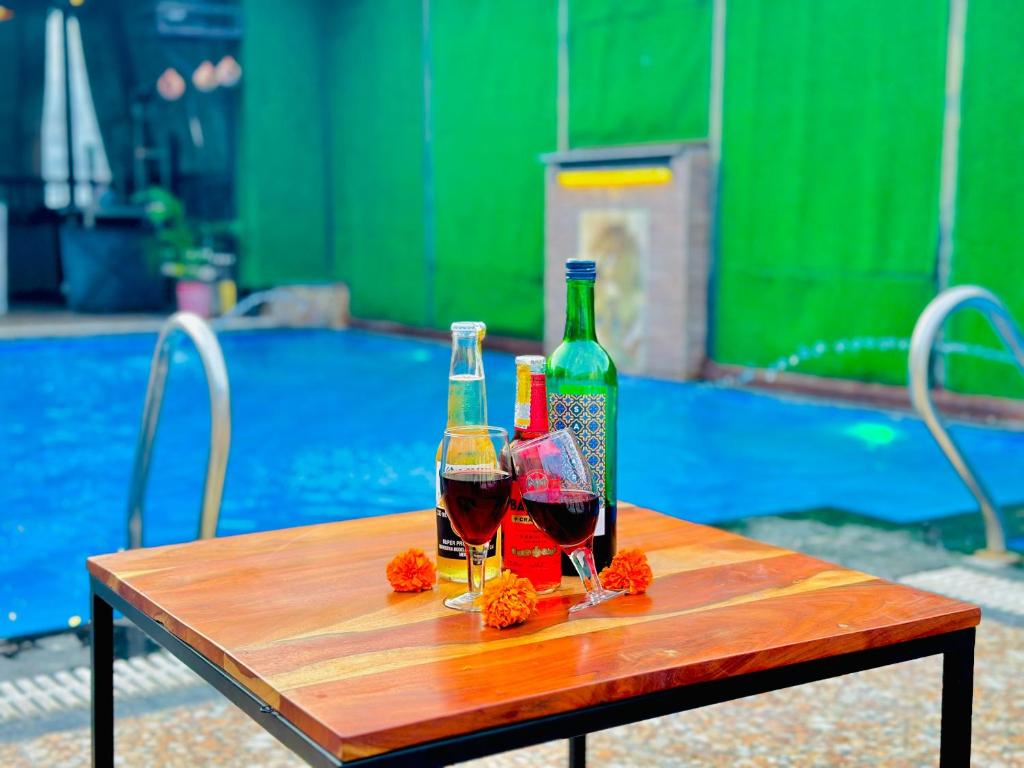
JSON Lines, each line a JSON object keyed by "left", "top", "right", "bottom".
{"left": 133, "top": 186, "right": 193, "bottom": 275}
{"left": 133, "top": 187, "right": 237, "bottom": 280}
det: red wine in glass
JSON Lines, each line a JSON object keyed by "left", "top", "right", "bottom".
{"left": 510, "top": 429, "right": 622, "bottom": 613}
{"left": 441, "top": 470, "right": 512, "bottom": 546}
{"left": 521, "top": 489, "right": 599, "bottom": 548}
{"left": 439, "top": 426, "right": 511, "bottom": 613}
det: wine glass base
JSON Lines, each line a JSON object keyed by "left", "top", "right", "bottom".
{"left": 444, "top": 591, "right": 482, "bottom": 612}
{"left": 569, "top": 588, "right": 623, "bottom": 613}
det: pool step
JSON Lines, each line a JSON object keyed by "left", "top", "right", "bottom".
{"left": 900, "top": 566, "right": 1024, "bottom": 619}
{"left": 0, "top": 650, "right": 199, "bottom": 723}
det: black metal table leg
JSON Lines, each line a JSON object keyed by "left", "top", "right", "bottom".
{"left": 91, "top": 590, "right": 115, "bottom": 767}
{"left": 569, "top": 734, "right": 586, "bottom": 768}
{"left": 86, "top": 574, "right": 977, "bottom": 768}
{"left": 939, "top": 628, "right": 975, "bottom": 768}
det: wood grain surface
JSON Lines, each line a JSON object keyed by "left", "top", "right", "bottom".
{"left": 87, "top": 504, "right": 979, "bottom": 762}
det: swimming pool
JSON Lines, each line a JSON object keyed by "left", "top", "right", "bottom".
{"left": 3, "top": 328, "right": 1023, "bottom": 637}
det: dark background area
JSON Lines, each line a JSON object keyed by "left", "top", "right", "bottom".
{"left": 0, "top": 0, "right": 239, "bottom": 304}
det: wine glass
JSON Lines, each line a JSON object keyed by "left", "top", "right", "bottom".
{"left": 439, "top": 426, "right": 512, "bottom": 612}
{"left": 509, "top": 429, "right": 622, "bottom": 613}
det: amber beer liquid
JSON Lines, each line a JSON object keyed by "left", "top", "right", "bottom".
{"left": 501, "top": 355, "right": 561, "bottom": 593}
{"left": 436, "top": 322, "right": 500, "bottom": 583}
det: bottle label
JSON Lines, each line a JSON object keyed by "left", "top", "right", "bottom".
{"left": 501, "top": 484, "right": 561, "bottom": 590}
{"left": 436, "top": 461, "right": 497, "bottom": 559}
{"left": 514, "top": 365, "right": 531, "bottom": 429}
{"left": 528, "top": 372, "right": 549, "bottom": 433}
{"left": 548, "top": 393, "right": 607, "bottom": 536}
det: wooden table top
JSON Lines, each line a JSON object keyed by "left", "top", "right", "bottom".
{"left": 87, "top": 504, "right": 979, "bottom": 763}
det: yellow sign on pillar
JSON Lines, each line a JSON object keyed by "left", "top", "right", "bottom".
{"left": 557, "top": 167, "right": 673, "bottom": 189}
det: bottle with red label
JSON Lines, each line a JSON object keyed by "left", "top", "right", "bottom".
{"left": 501, "top": 355, "right": 562, "bottom": 593}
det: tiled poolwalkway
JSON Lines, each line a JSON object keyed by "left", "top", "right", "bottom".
{"left": 0, "top": 619, "right": 1020, "bottom": 767}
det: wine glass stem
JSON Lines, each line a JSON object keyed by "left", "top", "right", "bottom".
{"left": 465, "top": 543, "right": 489, "bottom": 597}
{"left": 568, "top": 545, "right": 604, "bottom": 598}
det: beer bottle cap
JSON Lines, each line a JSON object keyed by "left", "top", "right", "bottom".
{"left": 565, "top": 259, "right": 596, "bottom": 281}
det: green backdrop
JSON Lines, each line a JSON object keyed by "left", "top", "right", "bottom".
{"left": 238, "top": 0, "right": 328, "bottom": 287}
{"left": 429, "top": 0, "right": 555, "bottom": 336}
{"left": 327, "top": 0, "right": 428, "bottom": 327}
{"left": 713, "top": 0, "right": 948, "bottom": 385}
{"left": 568, "top": 0, "right": 711, "bottom": 147}
{"left": 946, "top": 0, "right": 1024, "bottom": 398}
{"left": 238, "top": 0, "right": 1024, "bottom": 399}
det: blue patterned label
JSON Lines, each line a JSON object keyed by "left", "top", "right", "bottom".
{"left": 548, "top": 393, "right": 607, "bottom": 535}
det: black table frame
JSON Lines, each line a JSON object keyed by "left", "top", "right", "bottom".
{"left": 90, "top": 576, "right": 975, "bottom": 767}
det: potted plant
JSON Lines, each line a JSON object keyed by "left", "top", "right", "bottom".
{"left": 135, "top": 187, "right": 237, "bottom": 317}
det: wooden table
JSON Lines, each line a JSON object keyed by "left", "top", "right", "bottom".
{"left": 87, "top": 504, "right": 979, "bottom": 767}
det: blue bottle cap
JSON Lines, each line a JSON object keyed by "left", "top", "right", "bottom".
{"left": 566, "top": 259, "right": 596, "bottom": 281}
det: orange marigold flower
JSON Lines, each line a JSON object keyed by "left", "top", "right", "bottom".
{"left": 599, "top": 548, "right": 653, "bottom": 595}
{"left": 481, "top": 570, "right": 538, "bottom": 629}
{"left": 386, "top": 548, "right": 436, "bottom": 592}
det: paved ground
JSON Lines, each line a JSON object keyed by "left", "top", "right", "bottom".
{"left": 2, "top": 515, "right": 1021, "bottom": 767}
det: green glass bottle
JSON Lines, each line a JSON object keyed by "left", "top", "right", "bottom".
{"left": 546, "top": 259, "right": 618, "bottom": 573}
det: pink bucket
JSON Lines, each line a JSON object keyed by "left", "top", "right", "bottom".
{"left": 175, "top": 280, "right": 214, "bottom": 318}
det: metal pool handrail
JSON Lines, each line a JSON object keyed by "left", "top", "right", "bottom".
{"left": 127, "top": 312, "right": 231, "bottom": 549}
{"left": 908, "top": 285, "right": 1023, "bottom": 563}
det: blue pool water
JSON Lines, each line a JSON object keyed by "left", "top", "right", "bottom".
{"left": 2, "top": 328, "right": 1024, "bottom": 637}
